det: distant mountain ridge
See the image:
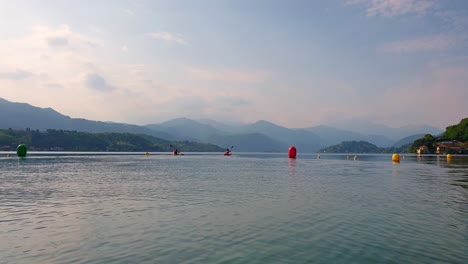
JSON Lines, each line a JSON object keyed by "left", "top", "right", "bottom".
{"left": 326, "top": 119, "right": 443, "bottom": 141}
{"left": 301, "top": 125, "right": 394, "bottom": 147}
{"left": 0, "top": 98, "right": 172, "bottom": 139}
{"left": 145, "top": 118, "right": 441, "bottom": 151}
{"left": 0, "top": 98, "right": 445, "bottom": 152}
{"left": 392, "top": 134, "right": 425, "bottom": 148}
{"left": 146, "top": 117, "right": 222, "bottom": 142}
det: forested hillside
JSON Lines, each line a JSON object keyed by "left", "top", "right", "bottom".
{"left": 442, "top": 118, "right": 468, "bottom": 141}
{"left": 410, "top": 118, "right": 468, "bottom": 154}
{"left": 0, "top": 129, "right": 223, "bottom": 152}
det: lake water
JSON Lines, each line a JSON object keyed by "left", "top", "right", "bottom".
{"left": 0, "top": 153, "right": 467, "bottom": 264}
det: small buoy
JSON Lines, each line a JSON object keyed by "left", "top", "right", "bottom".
{"left": 288, "top": 146, "right": 297, "bottom": 158}
{"left": 447, "top": 154, "right": 452, "bottom": 160}
{"left": 403, "top": 155, "right": 406, "bottom": 159}
{"left": 392, "top": 153, "right": 400, "bottom": 163}
{"left": 317, "top": 154, "right": 320, "bottom": 159}
{"left": 353, "top": 155, "right": 358, "bottom": 160}
{"left": 16, "top": 144, "right": 27, "bottom": 157}
{"left": 145, "top": 152, "right": 149, "bottom": 156}
{"left": 6, "top": 154, "right": 10, "bottom": 157}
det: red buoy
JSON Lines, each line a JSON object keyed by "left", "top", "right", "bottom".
{"left": 288, "top": 146, "right": 297, "bottom": 158}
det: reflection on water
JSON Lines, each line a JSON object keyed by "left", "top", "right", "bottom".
{"left": 0, "top": 153, "right": 467, "bottom": 264}
{"left": 287, "top": 158, "right": 296, "bottom": 177}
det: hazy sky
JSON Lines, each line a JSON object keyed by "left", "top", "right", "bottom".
{"left": 0, "top": 0, "right": 467, "bottom": 128}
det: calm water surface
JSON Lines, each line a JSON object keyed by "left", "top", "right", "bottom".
{"left": 0, "top": 153, "right": 467, "bottom": 263}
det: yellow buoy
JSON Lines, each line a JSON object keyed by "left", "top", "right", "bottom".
{"left": 354, "top": 155, "right": 358, "bottom": 160}
{"left": 447, "top": 154, "right": 452, "bottom": 160}
{"left": 145, "top": 152, "right": 149, "bottom": 156}
{"left": 392, "top": 153, "right": 400, "bottom": 163}
{"left": 317, "top": 154, "right": 320, "bottom": 159}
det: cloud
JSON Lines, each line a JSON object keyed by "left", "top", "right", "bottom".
{"left": 435, "top": 10, "right": 468, "bottom": 32}
{"left": 84, "top": 73, "right": 115, "bottom": 92}
{"left": 189, "top": 68, "right": 269, "bottom": 83}
{"left": 345, "top": 0, "right": 435, "bottom": 17}
{"left": 0, "top": 69, "right": 33, "bottom": 80}
{"left": 122, "top": 45, "right": 128, "bottom": 52}
{"left": 119, "top": 8, "right": 134, "bottom": 16}
{"left": 364, "top": 65, "right": 468, "bottom": 128}
{"left": 219, "top": 97, "right": 251, "bottom": 107}
{"left": 147, "top": 31, "right": 187, "bottom": 45}
{"left": 380, "top": 35, "right": 459, "bottom": 53}
{"left": 29, "top": 24, "right": 99, "bottom": 50}
{"left": 47, "top": 36, "right": 69, "bottom": 47}
{"left": 44, "top": 83, "right": 64, "bottom": 89}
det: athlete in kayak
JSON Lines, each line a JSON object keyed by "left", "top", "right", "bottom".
{"left": 173, "top": 149, "right": 178, "bottom": 155}
{"left": 224, "top": 148, "right": 231, "bottom": 156}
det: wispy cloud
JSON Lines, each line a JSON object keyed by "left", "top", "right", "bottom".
{"left": 33, "top": 24, "right": 99, "bottom": 49}
{"left": 0, "top": 69, "right": 33, "bottom": 80}
{"left": 119, "top": 8, "right": 134, "bottom": 17}
{"left": 45, "top": 83, "right": 64, "bottom": 89}
{"left": 47, "top": 36, "right": 69, "bottom": 47}
{"left": 345, "top": 0, "right": 435, "bottom": 16}
{"left": 376, "top": 66, "right": 468, "bottom": 127}
{"left": 189, "top": 68, "right": 269, "bottom": 83}
{"left": 84, "top": 73, "right": 115, "bottom": 92}
{"left": 219, "top": 96, "right": 251, "bottom": 107}
{"left": 380, "top": 35, "right": 459, "bottom": 53}
{"left": 147, "top": 31, "right": 187, "bottom": 45}
{"left": 435, "top": 10, "right": 468, "bottom": 32}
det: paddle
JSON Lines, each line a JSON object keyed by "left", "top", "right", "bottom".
{"left": 224, "top": 146, "right": 234, "bottom": 155}
{"left": 170, "top": 144, "right": 176, "bottom": 153}
{"left": 170, "top": 144, "right": 183, "bottom": 155}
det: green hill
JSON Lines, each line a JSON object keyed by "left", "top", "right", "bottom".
{"left": 442, "top": 118, "right": 468, "bottom": 141}
{"left": 0, "top": 129, "right": 223, "bottom": 152}
{"left": 409, "top": 118, "right": 468, "bottom": 154}
{"left": 319, "top": 141, "right": 383, "bottom": 153}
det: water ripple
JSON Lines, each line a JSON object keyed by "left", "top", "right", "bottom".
{"left": 0, "top": 155, "right": 467, "bottom": 263}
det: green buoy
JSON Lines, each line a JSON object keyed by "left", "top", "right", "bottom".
{"left": 17, "top": 144, "right": 27, "bottom": 157}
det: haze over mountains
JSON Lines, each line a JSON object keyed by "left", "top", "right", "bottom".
{"left": 0, "top": 98, "right": 443, "bottom": 152}
{"left": 0, "top": 98, "right": 172, "bottom": 140}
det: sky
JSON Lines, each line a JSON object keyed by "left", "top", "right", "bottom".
{"left": 0, "top": 0, "right": 467, "bottom": 129}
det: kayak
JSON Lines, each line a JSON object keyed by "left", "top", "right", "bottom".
{"left": 172, "top": 153, "right": 184, "bottom": 156}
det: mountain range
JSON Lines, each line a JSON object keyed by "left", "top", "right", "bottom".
{"left": 0, "top": 98, "right": 172, "bottom": 139}
{"left": 0, "top": 98, "right": 444, "bottom": 152}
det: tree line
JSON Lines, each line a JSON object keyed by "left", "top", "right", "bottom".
{"left": 319, "top": 118, "right": 467, "bottom": 154}
{"left": 0, "top": 129, "right": 223, "bottom": 152}
{"left": 318, "top": 140, "right": 410, "bottom": 154}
